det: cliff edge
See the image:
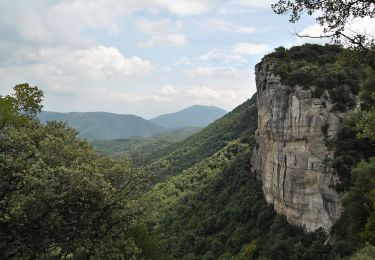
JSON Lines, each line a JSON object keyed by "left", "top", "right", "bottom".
{"left": 251, "top": 58, "right": 345, "bottom": 231}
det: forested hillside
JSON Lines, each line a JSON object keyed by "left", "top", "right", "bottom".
{"left": 150, "top": 105, "right": 227, "bottom": 128}
{"left": 149, "top": 143, "right": 331, "bottom": 259}
{"left": 92, "top": 127, "right": 201, "bottom": 163}
{"left": 144, "top": 95, "right": 257, "bottom": 183}
{"left": 0, "top": 84, "right": 160, "bottom": 259}
{"left": 1, "top": 0, "right": 375, "bottom": 259}
{"left": 39, "top": 111, "right": 165, "bottom": 140}
{"left": 1, "top": 44, "right": 375, "bottom": 260}
{"left": 143, "top": 44, "right": 375, "bottom": 259}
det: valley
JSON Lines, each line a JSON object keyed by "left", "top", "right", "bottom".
{"left": 1, "top": 0, "right": 375, "bottom": 259}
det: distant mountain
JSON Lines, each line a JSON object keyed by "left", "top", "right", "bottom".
{"left": 38, "top": 105, "right": 227, "bottom": 140}
{"left": 38, "top": 111, "right": 164, "bottom": 140}
{"left": 150, "top": 105, "right": 227, "bottom": 128}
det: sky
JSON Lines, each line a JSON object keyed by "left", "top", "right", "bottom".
{"left": 0, "top": 0, "right": 374, "bottom": 118}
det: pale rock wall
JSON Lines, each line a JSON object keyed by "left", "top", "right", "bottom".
{"left": 251, "top": 59, "right": 343, "bottom": 231}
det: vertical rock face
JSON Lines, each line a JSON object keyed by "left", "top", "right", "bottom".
{"left": 251, "top": 59, "right": 343, "bottom": 232}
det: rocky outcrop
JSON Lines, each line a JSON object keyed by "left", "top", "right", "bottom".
{"left": 251, "top": 58, "right": 344, "bottom": 232}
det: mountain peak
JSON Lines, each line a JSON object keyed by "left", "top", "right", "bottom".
{"left": 151, "top": 105, "right": 227, "bottom": 129}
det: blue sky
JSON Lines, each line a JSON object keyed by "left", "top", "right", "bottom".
{"left": 1, "top": 0, "right": 371, "bottom": 118}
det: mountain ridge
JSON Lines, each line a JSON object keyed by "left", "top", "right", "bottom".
{"left": 150, "top": 105, "right": 227, "bottom": 128}
{"left": 38, "top": 111, "right": 164, "bottom": 140}
{"left": 39, "top": 105, "right": 227, "bottom": 140}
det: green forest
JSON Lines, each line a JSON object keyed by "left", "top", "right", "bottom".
{"left": 1, "top": 0, "right": 375, "bottom": 259}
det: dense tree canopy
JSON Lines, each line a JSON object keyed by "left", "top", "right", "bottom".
{"left": 0, "top": 85, "right": 160, "bottom": 259}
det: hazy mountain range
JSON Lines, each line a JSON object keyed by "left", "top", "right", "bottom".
{"left": 38, "top": 105, "right": 227, "bottom": 140}
{"left": 150, "top": 105, "right": 227, "bottom": 128}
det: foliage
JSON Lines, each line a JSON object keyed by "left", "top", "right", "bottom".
{"left": 356, "top": 66, "right": 375, "bottom": 111}
{"left": 12, "top": 83, "right": 44, "bottom": 117}
{"left": 272, "top": 1, "right": 375, "bottom": 52}
{"left": 143, "top": 95, "right": 258, "bottom": 183}
{"left": 92, "top": 127, "right": 201, "bottom": 164}
{"left": 3, "top": 41, "right": 375, "bottom": 260}
{"left": 329, "top": 115, "right": 375, "bottom": 191}
{"left": 267, "top": 44, "right": 365, "bottom": 112}
{"left": 358, "top": 109, "right": 375, "bottom": 141}
{"left": 0, "top": 83, "right": 43, "bottom": 128}
{"left": 0, "top": 85, "right": 160, "bottom": 259}
{"left": 151, "top": 143, "right": 331, "bottom": 259}
{"left": 351, "top": 243, "right": 375, "bottom": 260}
{"left": 331, "top": 157, "right": 375, "bottom": 257}
{"left": 142, "top": 44, "right": 375, "bottom": 259}
{"left": 39, "top": 111, "right": 165, "bottom": 141}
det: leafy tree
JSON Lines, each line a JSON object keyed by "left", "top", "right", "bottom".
{"left": 268, "top": 44, "right": 362, "bottom": 111}
{"left": 12, "top": 83, "right": 43, "bottom": 117}
{"left": 358, "top": 109, "right": 375, "bottom": 141}
{"left": 351, "top": 243, "right": 375, "bottom": 260}
{"left": 272, "top": 1, "right": 375, "bottom": 47}
{"left": 0, "top": 85, "right": 160, "bottom": 259}
{"left": 272, "top": 0, "right": 375, "bottom": 70}
{"left": 331, "top": 157, "right": 375, "bottom": 256}
{"left": 143, "top": 95, "right": 257, "bottom": 184}
{"left": 0, "top": 83, "right": 43, "bottom": 128}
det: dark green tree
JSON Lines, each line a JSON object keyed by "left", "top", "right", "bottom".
{"left": 0, "top": 83, "right": 43, "bottom": 127}
{"left": 0, "top": 84, "right": 160, "bottom": 259}
{"left": 272, "top": 0, "right": 375, "bottom": 69}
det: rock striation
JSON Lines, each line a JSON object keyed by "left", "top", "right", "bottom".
{"left": 251, "top": 58, "right": 344, "bottom": 232}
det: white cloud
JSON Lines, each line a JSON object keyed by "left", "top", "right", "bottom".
{"left": 187, "top": 86, "right": 220, "bottom": 99}
{"left": 98, "top": 84, "right": 181, "bottom": 104}
{"left": 9, "top": 46, "right": 153, "bottom": 81}
{"left": 348, "top": 17, "right": 375, "bottom": 36}
{"left": 186, "top": 86, "right": 250, "bottom": 107}
{"left": 198, "top": 19, "right": 257, "bottom": 34}
{"left": 135, "top": 18, "right": 181, "bottom": 34}
{"left": 231, "top": 43, "right": 269, "bottom": 55}
{"left": 197, "top": 43, "right": 269, "bottom": 66}
{"left": 0, "top": 1, "right": 204, "bottom": 63}
{"left": 228, "top": 0, "right": 273, "bottom": 8}
{"left": 74, "top": 46, "right": 153, "bottom": 79}
{"left": 217, "top": 0, "right": 273, "bottom": 15}
{"left": 97, "top": 84, "right": 250, "bottom": 111}
{"left": 297, "top": 17, "right": 375, "bottom": 45}
{"left": 143, "top": 34, "right": 187, "bottom": 48}
{"left": 0, "top": 0, "right": 258, "bottom": 117}
{"left": 161, "top": 85, "right": 179, "bottom": 95}
{"left": 97, "top": 88, "right": 172, "bottom": 104}
{"left": 154, "top": 0, "right": 211, "bottom": 16}
{"left": 184, "top": 67, "right": 215, "bottom": 78}
{"left": 136, "top": 18, "right": 187, "bottom": 48}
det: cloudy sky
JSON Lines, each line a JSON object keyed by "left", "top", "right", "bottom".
{"left": 0, "top": 1, "right": 372, "bottom": 118}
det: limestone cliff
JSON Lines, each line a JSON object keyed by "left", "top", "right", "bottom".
{"left": 251, "top": 58, "right": 345, "bottom": 232}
